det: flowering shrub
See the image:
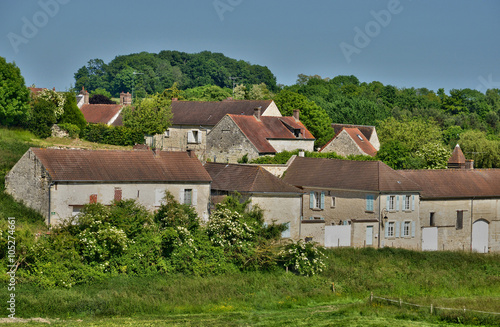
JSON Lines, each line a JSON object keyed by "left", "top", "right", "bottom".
{"left": 207, "top": 205, "right": 256, "bottom": 251}
{"left": 77, "top": 223, "right": 131, "bottom": 264}
{"left": 35, "top": 88, "right": 65, "bottom": 119}
{"left": 279, "top": 240, "right": 326, "bottom": 276}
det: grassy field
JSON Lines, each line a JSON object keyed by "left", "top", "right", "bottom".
{"left": 1, "top": 127, "right": 499, "bottom": 326}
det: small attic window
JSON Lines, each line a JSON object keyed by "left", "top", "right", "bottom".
{"left": 356, "top": 134, "right": 364, "bottom": 141}
{"left": 293, "top": 129, "right": 301, "bottom": 138}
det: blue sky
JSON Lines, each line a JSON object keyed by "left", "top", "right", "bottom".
{"left": 1, "top": 0, "right": 499, "bottom": 93}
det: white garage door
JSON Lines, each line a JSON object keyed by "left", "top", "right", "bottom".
{"left": 472, "top": 220, "right": 489, "bottom": 253}
{"left": 422, "top": 227, "right": 438, "bottom": 251}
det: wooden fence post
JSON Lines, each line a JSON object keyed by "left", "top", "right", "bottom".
{"left": 430, "top": 304, "right": 433, "bottom": 314}
{"left": 370, "top": 292, "right": 373, "bottom": 304}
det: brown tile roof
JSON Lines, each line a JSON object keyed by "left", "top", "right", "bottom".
{"left": 228, "top": 115, "right": 315, "bottom": 154}
{"left": 282, "top": 157, "right": 421, "bottom": 192}
{"left": 448, "top": 144, "right": 466, "bottom": 165}
{"left": 319, "top": 127, "right": 377, "bottom": 156}
{"left": 204, "top": 162, "right": 301, "bottom": 194}
{"left": 80, "top": 104, "right": 122, "bottom": 124}
{"left": 31, "top": 148, "right": 212, "bottom": 182}
{"left": 171, "top": 100, "right": 274, "bottom": 126}
{"left": 399, "top": 169, "right": 500, "bottom": 199}
{"left": 332, "top": 123, "right": 375, "bottom": 140}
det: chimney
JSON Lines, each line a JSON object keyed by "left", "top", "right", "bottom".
{"left": 80, "top": 87, "right": 89, "bottom": 105}
{"left": 293, "top": 109, "right": 300, "bottom": 121}
{"left": 298, "top": 150, "right": 305, "bottom": 157}
{"left": 226, "top": 97, "right": 233, "bottom": 101}
{"left": 465, "top": 159, "right": 474, "bottom": 170}
{"left": 254, "top": 106, "right": 262, "bottom": 120}
{"left": 120, "top": 92, "right": 132, "bottom": 106}
{"left": 186, "top": 149, "right": 194, "bottom": 158}
{"left": 172, "top": 98, "right": 178, "bottom": 101}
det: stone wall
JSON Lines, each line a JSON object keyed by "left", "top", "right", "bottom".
{"left": 5, "top": 149, "right": 51, "bottom": 222}
{"left": 207, "top": 115, "right": 259, "bottom": 163}
{"left": 320, "top": 130, "right": 366, "bottom": 156}
{"left": 267, "top": 139, "right": 314, "bottom": 153}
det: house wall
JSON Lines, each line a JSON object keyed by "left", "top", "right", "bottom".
{"left": 267, "top": 139, "right": 315, "bottom": 153}
{"left": 207, "top": 116, "right": 260, "bottom": 163}
{"left": 261, "top": 101, "right": 282, "bottom": 117}
{"left": 249, "top": 193, "right": 302, "bottom": 240}
{"left": 151, "top": 125, "right": 209, "bottom": 159}
{"left": 5, "top": 149, "right": 51, "bottom": 221}
{"left": 300, "top": 187, "right": 420, "bottom": 249}
{"left": 50, "top": 182, "right": 211, "bottom": 225}
{"left": 320, "top": 130, "right": 366, "bottom": 156}
{"left": 369, "top": 129, "right": 380, "bottom": 151}
{"left": 419, "top": 198, "right": 500, "bottom": 252}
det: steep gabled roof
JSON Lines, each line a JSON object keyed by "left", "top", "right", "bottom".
{"left": 171, "top": 100, "right": 276, "bottom": 126}
{"left": 228, "top": 115, "right": 315, "bottom": 154}
{"left": 31, "top": 148, "right": 212, "bottom": 182}
{"left": 204, "top": 162, "right": 301, "bottom": 194}
{"left": 282, "top": 156, "right": 421, "bottom": 192}
{"left": 399, "top": 169, "right": 500, "bottom": 199}
{"left": 448, "top": 144, "right": 466, "bottom": 165}
{"left": 80, "top": 104, "right": 122, "bottom": 125}
{"left": 320, "top": 127, "right": 377, "bottom": 156}
{"left": 331, "top": 123, "right": 375, "bottom": 140}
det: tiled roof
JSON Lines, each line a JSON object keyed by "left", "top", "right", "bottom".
{"left": 319, "top": 127, "right": 377, "bottom": 156}
{"left": 332, "top": 123, "right": 375, "bottom": 140}
{"left": 228, "top": 115, "right": 315, "bottom": 154}
{"left": 448, "top": 144, "right": 466, "bottom": 164}
{"left": 80, "top": 104, "right": 122, "bottom": 124}
{"left": 204, "top": 162, "right": 301, "bottom": 194}
{"left": 282, "top": 157, "right": 421, "bottom": 192}
{"left": 399, "top": 169, "right": 500, "bottom": 199}
{"left": 31, "top": 148, "right": 212, "bottom": 182}
{"left": 171, "top": 100, "right": 275, "bottom": 126}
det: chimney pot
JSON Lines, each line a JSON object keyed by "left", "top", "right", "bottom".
{"left": 254, "top": 106, "right": 262, "bottom": 120}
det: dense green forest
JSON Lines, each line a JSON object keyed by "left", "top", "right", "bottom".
{"left": 73, "top": 51, "right": 278, "bottom": 97}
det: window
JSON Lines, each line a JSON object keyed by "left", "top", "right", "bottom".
{"left": 89, "top": 194, "right": 97, "bottom": 204}
{"left": 403, "top": 221, "right": 411, "bottom": 237}
{"left": 404, "top": 195, "right": 411, "bottom": 211}
{"left": 386, "top": 221, "right": 395, "bottom": 237}
{"left": 388, "top": 195, "right": 396, "bottom": 211}
{"left": 356, "top": 134, "right": 364, "bottom": 141}
{"left": 281, "top": 222, "right": 291, "bottom": 238}
{"left": 456, "top": 210, "right": 463, "bottom": 230}
{"left": 366, "top": 195, "right": 374, "bottom": 212}
{"left": 188, "top": 130, "right": 202, "bottom": 144}
{"left": 309, "top": 191, "right": 325, "bottom": 210}
{"left": 164, "top": 129, "right": 170, "bottom": 137}
{"left": 331, "top": 196, "right": 336, "bottom": 208}
{"left": 184, "top": 189, "right": 193, "bottom": 205}
{"left": 72, "top": 206, "right": 83, "bottom": 217}
{"left": 429, "top": 212, "right": 435, "bottom": 226}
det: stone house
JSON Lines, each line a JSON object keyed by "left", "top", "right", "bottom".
{"left": 78, "top": 87, "right": 131, "bottom": 126}
{"left": 207, "top": 108, "right": 315, "bottom": 163}
{"left": 5, "top": 148, "right": 212, "bottom": 225}
{"left": 282, "top": 157, "right": 421, "bottom": 249}
{"left": 204, "top": 162, "right": 303, "bottom": 240}
{"left": 400, "top": 168, "right": 500, "bottom": 253}
{"left": 150, "top": 99, "right": 282, "bottom": 157}
{"left": 319, "top": 127, "right": 378, "bottom": 157}
{"left": 330, "top": 124, "right": 380, "bottom": 151}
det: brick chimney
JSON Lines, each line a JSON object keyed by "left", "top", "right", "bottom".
{"left": 80, "top": 87, "right": 89, "bottom": 105}
{"left": 120, "top": 92, "right": 132, "bottom": 105}
{"left": 293, "top": 109, "right": 300, "bottom": 121}
{"left": 254, "top": 106, "right": 262, "bottom": 120}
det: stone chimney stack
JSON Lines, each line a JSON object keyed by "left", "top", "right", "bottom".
{"left": 120, "top": 92, "right": 132, "bottom": 105}
{"left": 465, "top": 159, "right": 474, "bottom": 170}
{"left": 293, "top": 109, "right": 300, "bottom": 121}
{"left": 172, "top": 98, "right": 178, "bottom": 101}
{"left": 254, "top": 106, "right": 262, "bottom": 120}
{"left": 80, "top": 87, "right": 89, "bottom": 105}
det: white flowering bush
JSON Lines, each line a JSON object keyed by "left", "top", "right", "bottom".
{"left": 35, "top": 88, "right": 65, "bottom": 119}
{"left": 77, "top": 223, "right": 131, "bottom": 264}
{"left": 207, "top": 205, "right": 256, "bottom": 251}
{"left": 279, "top": 240, "right": 326, "bottom": 276}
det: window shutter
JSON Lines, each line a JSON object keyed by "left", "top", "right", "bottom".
{"left": 411, "top": 221, "right": 416, "bottom": 238}
{"left": 384, "top": 224, "right": 389, "bottom": 238}
{"left": 386, "top": 196, "right": 390, "bottom": 211}
{"left": 401, "top": 221, "right": 405, "bottom": 237}
{"left": 396, "top": 195, "right": 400, "bottom": 211}
{"left": 320, "top": 191, "right": 325, "bottom": 209}
{"left": 197, "top": 130, "right": 202, "bottom": 143}
{"left": 192, "top": 189, "right": 197, "bottom": 206}
{"left": 187, "top": 131, "right": 195, "bottom": 143}
{"left": 310, "top": 192, "right": 314, "bottom": 209}
{"left": 412, "top": 195, "right": 415, "bottom": 211}
{"left": 179, "top": 190, "right": 184, "bottom": 204}
{"left": 155, "top": 189, "right": 165, "bottom": 206}
{"left": 309, "top": 216, "right": 314, "bottom": 220}
{"left": 395, "top": 221, "right": 400, "bottom": 238}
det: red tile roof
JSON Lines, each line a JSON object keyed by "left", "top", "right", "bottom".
{"left": 228, "top": 115, "right": 315, "bottom": 154}
{"left": 171, "top": 100, "right": 275, "bottom": 126}
{"left": 448, "top": 144, "right": 466, "bottom": 165}
{"left": 331, "top": 123, "right": 375, "bottom": 140}
{"left": 80, "top": 104, "right": 122, "bottom": 124}
{"left": 282, "top": 157, "right": 421, "bottom": 192}
{"left": 205, "top": 162, "right": 301, "bottom": 194}
{"left": 31, "top": 148, "right": 211, "bottom": 182}
{"left": 399, "top": 169, "right": 500, "bottom": 199}
{"left": 320, "top": 127, "right": 377, "bottom": 156}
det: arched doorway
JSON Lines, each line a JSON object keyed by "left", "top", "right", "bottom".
{"left": 472, "top": 219, "right": 489, "bottom": 253}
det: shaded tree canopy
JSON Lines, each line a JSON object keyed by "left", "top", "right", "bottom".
{"left": 0, "top": 56, "right": 30, "bottom": 127}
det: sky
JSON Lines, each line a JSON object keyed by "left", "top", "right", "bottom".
{"left": 1, "top": 0, "right": 499, "bottom": 93}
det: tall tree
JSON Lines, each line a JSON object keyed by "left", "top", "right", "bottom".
{"left": 0, "top": 57, "right": 30, "bottom": 127}
{"left": 122, "top": 93, "right": 172, "bottom": 135}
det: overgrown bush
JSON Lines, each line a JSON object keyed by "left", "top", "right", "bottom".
{"left": 57, "top": 123, "right": 80, "bottom": 138}
{"left": 81, "top": 123, "right": 144, "bottom": 146}
{"left": 279, "top": 240, "right": 326, "bottom": 276}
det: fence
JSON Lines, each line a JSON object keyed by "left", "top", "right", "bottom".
{"left": 369, "top": 293, "right": 500, "bottom": 316}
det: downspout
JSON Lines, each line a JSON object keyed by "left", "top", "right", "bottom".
{"left": 378, "top": 192, "right": 381, "bottom": 249}
{"left": 47, "top": 182, "right": 55, "bottom": 226}
{"left": 470, "top": 197, "right": 474, "bottom": 252}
